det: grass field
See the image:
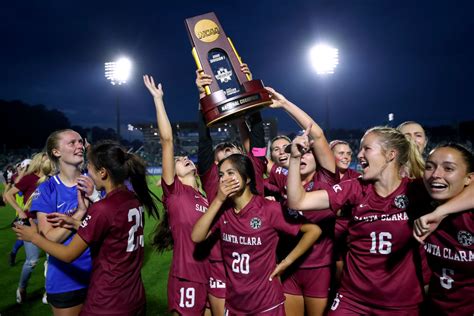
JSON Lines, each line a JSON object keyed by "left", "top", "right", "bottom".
{"left": 0, "top": 177, "right": 173, "bottom": 315}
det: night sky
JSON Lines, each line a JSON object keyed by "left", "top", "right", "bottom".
{"left": 2, "top": 1, "right": 473, "bottom": 137}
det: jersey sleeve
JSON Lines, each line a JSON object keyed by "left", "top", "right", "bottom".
{"left": 14, "top": 175, "right": 31, "bottom": 193}
{"left": 269, "top": 201, "right": 301, "bottom": 236}
{"left": 77, "top": 202, "right": 110, "bottom": 245}
{"left": 316, "top": 165, "right": 340, "bottom": 186}
{"left": 30, "top": 181, "right": 54, "bottom": 214}
{"left": 161, "top": 176, "right": 184, "bottom": 198}
{"left": 325, "top": 178, "right": 361, "bottom": 212}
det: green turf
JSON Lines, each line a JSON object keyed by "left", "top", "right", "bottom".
{"left": 0, "top": 177, "right": 172, "bottom": 315}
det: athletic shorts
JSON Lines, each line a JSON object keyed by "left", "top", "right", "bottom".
{"left": 208, "top": 261, "right": 226, "bottom": 298}
{"left": 225, "top": 302, "right": 285, "bottom": 316}
{"left": 168, "top": 275, "right": 207, "bottom": 316}
{"left": 328, "top": 293, "right": 419, "bottom": 316}
{"left": 282, "top": 266, "right": 331, "bottom": 298}
{"left": 47, "top": 288, "right": 88, "bottom": 308}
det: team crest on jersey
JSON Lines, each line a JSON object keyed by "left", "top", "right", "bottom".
{"left": 250, "top": 217, "right": 262, "bottom": 229}
{"left": 394, "top": 195, "right": 409, "bottom": 209}
{"left": 457, "top": 230, "right": 472, "bottom": 247}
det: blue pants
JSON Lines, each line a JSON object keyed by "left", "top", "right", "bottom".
{"left": 12, "top": 239, "right": 24, "bottom": 254}
{"left": 18, "top": 241, "right": 41, "bottom": 289}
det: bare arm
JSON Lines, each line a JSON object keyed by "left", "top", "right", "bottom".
{"left": 144, "top": 75, "right": 175, "bottom": 186}
{"left": 4, "top": 186, "right": 27, "bottom": 218}
{"left": 270, "top": 223, "right": 321, "bottom": 280}
{"left": 414, "top": 181, "right": 474, "bottom": 243}
{"left": 36, "top": 190, "right": 88, "bottom": 243}
{"left": 13, "top": 220, "right": 88, "bottom": 263}
{"left": 266, "top": 87, "right": 335, "bottom": 173}
{"left": 191, "top": 177, "right": 240, "bottom": 242}
{"left": 286, "top": 131, "right": 331, "bottom": 211}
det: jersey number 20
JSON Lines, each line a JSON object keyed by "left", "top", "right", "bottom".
{"left": 127, "top": 207, "right": 144, "bottom": 252}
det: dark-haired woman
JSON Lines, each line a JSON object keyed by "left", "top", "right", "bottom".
{"left": 14, "top": 140, "right": 159, "bottom": 316}
{"left": 413, "top": 143, "right": 474, "bottom": 315}
{"left": 192, "top": 153, "right": 322, "bottom": 315}
{"left": 144, "top": 75, "right": 211, "bottom": 316}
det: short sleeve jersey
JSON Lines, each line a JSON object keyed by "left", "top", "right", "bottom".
{"left": 77, "top": 188, "right": 146, "bottom": 315}
{"left": 30, "top": 175, "right": 92, "bottom": 294}
{"left": 200, "top": 153, "right": 266, "bottom": 261}
{"left": 14, "top": 173, "right": 40, "bottom": 218}
{"left": 424, "top": 209, "right": 474, "bottom": 315}
{"left": 326, "top": 177, "right": 424, "bottom": 308}
{"left": 162, "top": 176, "right": 210, "bottom": 283}
{"left": 213, "top": 195, "right": 301, "bottom": 314}
{"left": 268, "top": 165, "right": 340, "bottom": 268}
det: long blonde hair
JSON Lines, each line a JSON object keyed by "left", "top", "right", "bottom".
{"left": 365, "top": 126, "right": 425, "bottom": 179}
{"left": 23, "top": 157, "right": 54, "bottom": 211}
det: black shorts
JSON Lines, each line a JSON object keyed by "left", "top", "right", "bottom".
{"left": 47, "top": 288, "right": 88, "bottom": 308}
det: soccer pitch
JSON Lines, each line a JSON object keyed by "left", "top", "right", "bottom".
{"left": 0, "top": 177, "right": 172, "bottom": 315}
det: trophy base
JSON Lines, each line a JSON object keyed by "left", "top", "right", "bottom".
{"left": 200, "top": 79, "right": 272, "bottom": 126}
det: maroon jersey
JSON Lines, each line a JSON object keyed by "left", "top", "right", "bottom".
{"left": 424, "top": 210, "right": 474, "bottom": 315}
{"left": 334, "top": 168, "right": 361, "bottom": 259}
{"left": 200, "top": 153, "right": 266, "bottom": 261}
{"left": 213, "top": 195, "right": 301, "bottom": 314}
{"left": 14, "top": 173, "right": 40, "bottom": 219}
{"left": 326, "top": 177, "right": 424, "bottom": 308}
{"left": 269, "top": 165, "right": 339, "bottom": 268}
{"left": 162, "top": 176, "right": 210, "bottom": 283}
{"left": 77, "top": 188, "right": 146, "bottom": 315}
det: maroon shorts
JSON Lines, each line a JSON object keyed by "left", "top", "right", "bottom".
{"left": 168, "top": 275, "right": 207, "bottom": 315}
{"left": 328, "top": 293, "right": 419, "bottom": 316}
{"left": 282, "top": 266, "right": 331, "bottom": 298}
{"left": 225, "top": 302, "right": 285, "bottom": 315}
{"left": 208, "top": 261, "right": 226, "bottom": 298}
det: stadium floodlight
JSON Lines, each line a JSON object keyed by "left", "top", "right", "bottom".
{"left": 105, "top": 56, "right": 132, "bottom": 142}
{"left": 309, "top": 44, "right": 339, "bottom": 75}
{"left": 105, "top": 57, "right": 132, "bottom": 85}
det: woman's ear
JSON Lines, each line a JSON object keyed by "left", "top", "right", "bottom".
{"left": 464, "top": 172, "right": 473, "bottom": 187}
{"left": 52, "top": 148, "right": 61, "bottom": 159}
{"left": 99, "top": 168, "right": 108, "bottom": 180}
{"left": 386, "top": 149, "right": 396, "bottom": 163}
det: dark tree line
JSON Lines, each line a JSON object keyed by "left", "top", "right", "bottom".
{"left": 1, "top": 100, "right": 142, "bottom": 151}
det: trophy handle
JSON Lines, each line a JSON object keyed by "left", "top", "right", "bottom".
{"left": 192, "top": 47, "right": 211, "bottom": 95}
{"left": 227, "top": 37, "right": 251, "bottom": 81}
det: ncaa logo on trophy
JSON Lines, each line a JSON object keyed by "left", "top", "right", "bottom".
{"left": 185, "top": 12, "right": 272, "bottom": 126}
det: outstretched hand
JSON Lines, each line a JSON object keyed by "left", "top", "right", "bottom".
{"left": 265, "top": 87, "right": 287, "bottom": 109}
{"left": 143, "top": 75, "right": 164, "bottom": 99}
{"left": 195, "top": 69, "right": 212, "bottom": 94}
{"left": 12, "top": 219, "right": 39, "bottom": 242}
{"left": 47, "top": 212, "right": 78, "bottom": 230}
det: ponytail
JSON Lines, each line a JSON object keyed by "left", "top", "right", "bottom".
{"left": 152, "top": 209, "right": 174, "bottom": 253}
{"left": 404, "top": 138, "right": 425, "bottom": 179}
{"left": 88, "top": 141, "right": 160, "bottom": 219}
{"left": 125, "top": 154, "right": 160, "bottom": 219}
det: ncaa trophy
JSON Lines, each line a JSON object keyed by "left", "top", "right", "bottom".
{"left": 185, "top": 12, "right": 272, "bottom": 126}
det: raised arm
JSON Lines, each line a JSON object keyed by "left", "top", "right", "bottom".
{"left": 286, "top": 129, "right": 330, "bottom": 211}
{"left": 144, "top": 75, "right": 175, "bottom": 185}
{"left": 266, "top": 87, "right": 335, "bottom": 173}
